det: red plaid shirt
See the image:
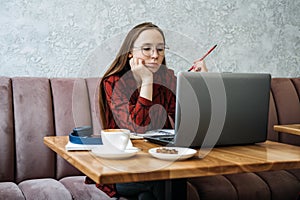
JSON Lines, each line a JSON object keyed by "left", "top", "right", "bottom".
{"left": 103, "top": 66, "right": 177, "bottom": 133}
{"left": 85, "top": 177, "right": 117, "bottom": 197}
{"left": 87, "top": 67, "right": 177, "bottom": 198}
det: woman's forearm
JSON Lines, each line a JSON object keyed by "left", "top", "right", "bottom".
{"left": 139, "top": 81, "right": 153, "bottom": 101}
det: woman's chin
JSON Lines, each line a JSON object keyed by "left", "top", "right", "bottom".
{"left": 146, "top": 65, "right": 160, "bottom": 73}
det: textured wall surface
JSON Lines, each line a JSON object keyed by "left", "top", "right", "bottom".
{"left": 0, "top": 0, "right": 299, "bottom": 78}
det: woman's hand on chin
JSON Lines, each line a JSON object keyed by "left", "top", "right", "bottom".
{"left": 130, "top": 57, "right": 153, "bottom": 84}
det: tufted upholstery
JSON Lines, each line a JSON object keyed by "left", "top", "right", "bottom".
{"left": 0, "top": 76, "right": 299, "bottom": 200}
{"left": 188, "top": 77, "right": 300, "bottom": 200}
{"left": 270, "top": 78, "right": 300, "bottom": 146}
{"left": 0, "top": 77, "right": 110, "bottom": 200}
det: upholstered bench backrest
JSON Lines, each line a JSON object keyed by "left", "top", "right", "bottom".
{"left": 267, "top": 78, "right": 300, "bottom": 145}
{"left": 0, "top": 76, "right": 299, "bottom": 183}
{"left": 0, "top": 77, "right": 102, "bottom": 183}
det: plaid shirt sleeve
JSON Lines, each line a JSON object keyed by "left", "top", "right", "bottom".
{"left": 84, "top": 177, "right": 117, "bottom": 198}
{"left": 103, "top": 70, "right": 176, "bottom": 133}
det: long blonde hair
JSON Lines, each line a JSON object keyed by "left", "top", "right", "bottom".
{"left": 99, "top": 22, "right": 167, "bottom": 128}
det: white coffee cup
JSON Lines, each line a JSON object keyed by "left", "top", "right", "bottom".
{"left": 101, "top": 129, "right": 130, "bottom": 151}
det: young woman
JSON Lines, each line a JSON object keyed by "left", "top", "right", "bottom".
{"left": 92, "top": 22, "right": 207, "bottom": 200}
{"left": 98, "top": 22, "right": 207, "bottom": 134}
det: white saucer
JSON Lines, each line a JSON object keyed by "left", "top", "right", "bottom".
{"left": 91, "top": 146, "right": 139, "bottom": 159}
{"left": 148, "top": 147, "right": 197, "bottom": 161}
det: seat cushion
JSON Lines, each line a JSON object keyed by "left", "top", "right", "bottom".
{"left": 187, "top": 181, "right": 200, "bottom": 200}
{"left": 0, "top": 77, "right": 14, "bottom": 182}
{"left": 224, "top": 173, "right": 270, "bottom": 200}
{"left": 12, "top": 77, "right": 55, "bottom": 183}
{"left": 271, "top": 78, "right": 300, "bottom": 146}
{"left": 271, "top": 78, "right": 300, "bottom": 124}
{"left": 0, "top": 182, "right": 25, "bottom": 200}
{"left": 291, "top": 78, "right": 300, "bottom": 97}
{"left": 51, "top": 78, "right": 91, "bottom": 179}
{"left": 59, "top": 176, "right": 112, "bottom": 200}
{"left": 287, "top": 168, "right": 300, "bottom": 180}
{"left": 267, "top": 92, "right": 279, "bottom": 141}
{"left": 85, "top": 78, "right": 103, "bottom": 134}
{"left": 256, "top": 170, "right": 300, "bottom": 200}
{"left": 18, "top": 178, "right": 72, "bottom": 200}
{"left": 188, "top": 175, "right": 237, "bottom": 200}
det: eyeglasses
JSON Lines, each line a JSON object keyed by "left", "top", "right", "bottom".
{"left": 132, "top": 44, "right": 169, "bottom": 57}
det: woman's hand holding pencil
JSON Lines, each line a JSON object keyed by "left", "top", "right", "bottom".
{"left": 190, "top": 60, "right": 208, "bottom": 72}
{"left": 188, "top": 44, "right": 217, "bottom": 72}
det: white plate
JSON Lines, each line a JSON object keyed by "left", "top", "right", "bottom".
{"left": 91, "top": 146, "right": 139, "bottom": 159}
{"left": 148, "top": 147, "right": 197, "bottom": 161}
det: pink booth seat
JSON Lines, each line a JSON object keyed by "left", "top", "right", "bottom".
{"left": 0, "top": 76, "right": 299, "bottom": 200}
{"left": 188, "top": 77, "right": 300, "bottom": 200}
{"left": 0, "top": 76, "right": 111, "bottom": 200}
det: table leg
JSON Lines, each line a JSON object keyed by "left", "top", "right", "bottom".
{"left": 165, "top": 178, "right": 187, "bottom": 200}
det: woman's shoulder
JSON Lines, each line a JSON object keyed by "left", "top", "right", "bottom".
{"left": 102, "top": 74, "right": 121, "bottom": 83}
{"left": 165, "top": 68, "right": 177, "bottom": 81}
{"left": 102, "top": 72, "right": 135, "bottom": 88}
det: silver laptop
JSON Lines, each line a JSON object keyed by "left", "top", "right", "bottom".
{"left": 144, "top": 72, "right": 271, "bottom": 148}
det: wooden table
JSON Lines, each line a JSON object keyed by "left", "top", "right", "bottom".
{"left": 44, "top": 136, "right": 300, "bottom": 199}
{"left": 274, "top": 124, "right": 300, "bottom": 136}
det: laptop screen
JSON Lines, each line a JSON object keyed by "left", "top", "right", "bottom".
{"left": 173, "top": 72, "right": 271, "bottom": 148}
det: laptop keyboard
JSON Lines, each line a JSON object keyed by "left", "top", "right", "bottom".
{"left": 160, "top": 136, "right": 175, "bottom": 142}
{"left": 144, "top": 135, "right": 175, "bottom": 146}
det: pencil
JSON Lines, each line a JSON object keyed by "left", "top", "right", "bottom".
{"left": 188, "top": 44, "right": 217, "bottom": 71}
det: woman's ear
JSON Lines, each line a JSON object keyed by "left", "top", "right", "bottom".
{"left": 128, "top": 53, "right": 133, "bottom": 58}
